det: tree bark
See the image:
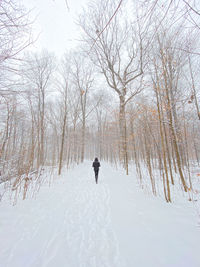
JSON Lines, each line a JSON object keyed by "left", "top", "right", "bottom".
{"left": 119, "top": 96, "right": 128, "bottom": 175}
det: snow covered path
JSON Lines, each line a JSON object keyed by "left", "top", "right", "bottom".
{"left": 0, "top": 162, "right": 200, "bottom": 267}
{"left": 0, "top": 163, "right": 123, "bottom": 267}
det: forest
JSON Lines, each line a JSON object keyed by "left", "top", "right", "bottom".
{"left": 0, "top": 0, "right": 200, "bottom": 203}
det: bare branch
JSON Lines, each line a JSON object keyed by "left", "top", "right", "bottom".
{"left": 183, "top": 0, "right": 200, "bottom": 16}
{"left": 90, "top": 0, "right": 124, "bottom": 52}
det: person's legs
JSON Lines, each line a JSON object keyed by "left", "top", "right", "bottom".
{"left": 95, "top": 169, "right": 99, "bottom": 184}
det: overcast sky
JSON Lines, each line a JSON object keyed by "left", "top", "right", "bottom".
{"left": 22, "top": 0, "right": 91, "bottom": 57}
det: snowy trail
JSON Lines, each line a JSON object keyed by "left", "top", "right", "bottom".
{"left": 1, "top": 162, "right": 200, "bottom": 267}
{"left": 0, "top": 163, "right": 123, "bottom": 267}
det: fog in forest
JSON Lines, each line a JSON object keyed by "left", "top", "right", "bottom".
{"left": 1, "top": 0, "right": 200, "bottom": 202}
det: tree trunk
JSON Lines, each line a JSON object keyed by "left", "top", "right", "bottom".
{"left": 119, "top": 96, "right": 128, "bottom": 175}
{"left": 155, "top": 83, "right": 171, "bottom": 202}
{"left": 58, "top": 112, "right": 67, "bottom": 175}
{"left": 81, "top": 117, "right": 86, "bottom": 163}
{"left": 165, "top": 87, "right": 188, "bottom": 192}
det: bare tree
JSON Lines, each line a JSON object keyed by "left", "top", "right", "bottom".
{"left": 187, "top": 55, "right": 200, "bottom": 120}
{"left": 22, "top": 50, "right": 55, "bottom": 167}
{"left": 79, "top": 0, "right": 146, "bottom": 174}
{"left": 0, "top": 0, "right": 32, "bottom": 94}
{"left": 71, "top": 55, "right": 94, "bottom": 163}
{"left": 57, "top": 55, "right": 71, "bottom": 175}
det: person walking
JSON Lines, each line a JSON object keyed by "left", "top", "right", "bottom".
{"left": 92, "top": 157, "right": 100, "bottom": 184}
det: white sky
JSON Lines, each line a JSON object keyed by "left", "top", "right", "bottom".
{"left": 22, "top": 0, "right": 91, "bottom": 58}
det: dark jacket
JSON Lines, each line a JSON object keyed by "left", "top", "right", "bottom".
{"left": 92, "top": 158, "right": 100, "bottom": 171}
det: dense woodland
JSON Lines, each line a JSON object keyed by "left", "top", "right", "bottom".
{"left": 0, "top": 0, "right": 200, "bottom": 202}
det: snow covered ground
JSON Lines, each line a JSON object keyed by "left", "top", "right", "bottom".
{"left": 0, "top": 161, "right": 200, "bottom": 267}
